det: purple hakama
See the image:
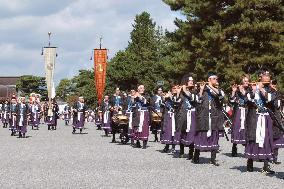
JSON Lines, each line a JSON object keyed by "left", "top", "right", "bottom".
{"left": 133, "top": 110, "right": 149, "bottom": 141}
{"left": 181, "top": 110, "right": 196, "bottom": 146}
{"left": 102, "top": 111, "right": 111, "bottom": 133}
{"left": 2, "top": 112, "right": 9, "bottom": 124}
{"left": 194, "top": 130, "right": 220, "bottom": 151}
{"left": 245, "top": 114, "right": 274, "bottom": 161}
{"left": 9, "top": 115, "right": 17, "bottom": 131}
{"left": 73, "top": 112, "right": 85, "bottom": 129}
{"left": 31, "top": 112, "right": 40, "bottom": 126}
{"left": 161, "top": 112, "right": 175, "bottom": 145}
{"left": 231, "top": 108, "right": 246, "bottom": 144}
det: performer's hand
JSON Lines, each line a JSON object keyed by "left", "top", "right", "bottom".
{"left": 232, "top": 84, "right": 238, "bottom": 93}
{"left": 258, "top": 82, "right": 264, "bottom": 89}
{"left": 176, "top": 85, "right": 181, "bottom": 93}
{"left": 199, "top": 82, "right": 205, "bottom": 91}
{"left": 182, "top": 85, "right": 187, "bottom": 92}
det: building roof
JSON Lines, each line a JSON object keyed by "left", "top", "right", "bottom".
{"left": 0, "top": 76, "right": 20, "bottom": 86}
{"left": 0, "top": 77, "right": 20, "bottom": 101}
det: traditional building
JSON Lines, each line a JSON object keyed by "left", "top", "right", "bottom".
{"left": 0, "top": 77, "right": 20, "bottom": 101}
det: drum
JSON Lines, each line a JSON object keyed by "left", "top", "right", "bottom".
{"left": 112, "top": 114, "right": 129, "bottom": 125}
{"left": 152, "top": 112, "right": 162, "bottom": 123}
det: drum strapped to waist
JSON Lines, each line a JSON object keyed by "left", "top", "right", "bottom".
{"left": 112, "top": 111, "right": 129, "bottom": 125}
{"left": 152, "top": 112, "right": 162, "bottom": 123}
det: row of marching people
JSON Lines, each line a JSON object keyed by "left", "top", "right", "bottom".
{"left": 97, "top": 70, "right": 284, "bottom": 175}
{"left": 0, "top": 94, "right": 88, "bottom": 136}
{"left": 0, "top": 95, "right": 33, "bottom": 138}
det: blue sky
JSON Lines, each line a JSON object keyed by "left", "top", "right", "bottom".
{"left": 0, "top": 0, "right": 181, "bottom": 84}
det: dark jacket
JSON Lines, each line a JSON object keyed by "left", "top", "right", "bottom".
{"left": 196, "top": 88, "right": 225, "bottom": 131}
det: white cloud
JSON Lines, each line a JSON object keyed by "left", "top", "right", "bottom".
{"left": 0, "top": 0, "right": 181, "bottom": 84}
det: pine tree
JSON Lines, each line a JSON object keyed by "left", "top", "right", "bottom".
{"left": 164, "top": 0, "right": 284, "bottom": 92}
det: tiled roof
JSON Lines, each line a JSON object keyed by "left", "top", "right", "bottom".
{"left": 0, "top": 77, "right": 20, "bottom": 85}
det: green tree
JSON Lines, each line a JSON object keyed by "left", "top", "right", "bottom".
{"left": 56, "top": 78, "right": 72, "bottom": 101}
{"left": 16, "top": 75, "right": 47, "bottom": 99}
{"left": 72, "top": 70, "right": 96, "bottom": 107}
{"left": 164, "top": 0, "right": 284, "bottom": 92}
{"left": 106, "top": 11, "right": 184, "bottom": 94}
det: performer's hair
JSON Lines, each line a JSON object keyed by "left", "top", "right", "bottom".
{"left": 271, "top": 79, "right": 277, "bottom": 85}
{"left": 180, "top": 73, "right": 194, "bottom": 85}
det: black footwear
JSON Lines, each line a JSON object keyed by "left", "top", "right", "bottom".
{"left": 231, "top": 144, "right": 238, "bottom": 157}
{"left": 272, "top": 160, "right": 281, "bottom": 165}
{"left": 188, "top": 145, "right": 194, "bottom": 160}
{"left": 192, "top": 149, "right": 200, "bottom": 164}
{"left": 80, "top": 129, "right": 82, "bottom": 133}
{"left": 136, "top": 141, "right": 141, "bottom": 148}
{"left": 262, "top": 163, "right": 275, "bottom": 174}
{"left": 142, "top": 141, "right": 147, "bottom": 149}
{"left": 247, "top": 159, "right": 253, "bottom": 172}
{"left": 162, "top": 145, "right": 170, "bottom": 153}
{"left": 210, "top": 160, "right": 220, "bottom": 166}
{"left": 162, "top": 148, "right": 170, "bottom": 153}
{"left": 179, "top": 154, "right": 186, "bottom": 158}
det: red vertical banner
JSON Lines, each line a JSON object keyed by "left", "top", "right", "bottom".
{"left": 94, "top": 49, "right": 107, "bottom": 105}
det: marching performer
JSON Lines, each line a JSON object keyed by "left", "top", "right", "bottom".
{"left": 110, "top": 87, "right": 124, "bottom": 142}
{"left": 150, "top": 87, "right": 164, "bottom": 142}
{"left": 132, "top": 85, "right": 150, "bottom": 149}
{"left": 176, "top": 75, "right": 198, "bottom": 159}
{"left": 230, "top": 74, "right": 250, "bottom": 157}
{"left": 64, "top": 103, "right": 72, "bottom": 125}
{"left": 101, "top": 95, "right": 112, "bottom": 136}
{"left": 269, "top": 79, "right": 284, "bottom": 164}
{"left": 72, "top": 97, "right": 87, "bottom": 134}
{"left": 47, "top": 100, "right": 59, "bottom": 130}
{"left": 126, "top": 90, "right": 136, "bottom": 145}
{"left": 2, "top": 99, "right": 10, "bottom": 128}
{"left": 95, "top": 103, "right": 102, "bottom": 130}
{"left": 9, "top": 97, "right": 18, "bottom": 136}
{"left": 16, "top": 97, "right": 30, "bottom": 138}
{"left": 30, "top": 100, "right": 41, "bottom": 130}
{"left": 193, "top": 72, "right": 225, "bottom": 166}
{"left": 160, "top": 84, "right": 178, "bottom": 153}
{"left": 244, "top": 71, "right": 275, "bottom": 173}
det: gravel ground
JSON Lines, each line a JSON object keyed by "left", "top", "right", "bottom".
{"left": 0, "top": 120, "right": 283, "bottom": 189}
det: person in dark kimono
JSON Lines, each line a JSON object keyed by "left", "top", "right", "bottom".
{"left": 132, "top": 85, "right": 150, "bottom": 149}
{"left": 64, "top": 103, "right": 72, "bottom": 125}
{"left": 126, "top": 90, "right": 136, "bottom": 146}
{"left": 100, "top": 95, "right": 112, "bottom": 136}
{"left": 16, "top": 97, "right": 30, "bottom": 138}
{"left": 193, "top": 72, "right": 225, "bottom": 166}
{"left": 9, "top": 97, "right": 18, "bottom": 136}
{"left": 161, "top": 85, "right": 179, "bottom": 153}
{"left": 30, "top": 100, "right": 41, "bottom": 130}
{"left": 47, "top": 100, "right": 59, "bottom": 130}
{"left": 150, "top": 87, "right": 164, "bottom": 142}
{"left": 175, "top": 75, "right": 198, "bottom": 159}
{"left": 72, "top": 97, "right": 87, "bottom": 134}
{"left": 2, "top": 100, "right": 10, "bottom": 128}
{"left": 43, "top": 102, "right": 49, "bottom": 123}
{"left": 244, "top": 71, "right": 275, "bottom": 174}
{"left": 229, "top": 74, "right": 250, "bottom": 157}
{"left": 110, "top": 87, "right": 124, "bottom": 143}
{"left": 95, "top": 103, "right": 102, "bottom": 130}
{"left": 267, "top": 79, "right": 284, "bottom": 164}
